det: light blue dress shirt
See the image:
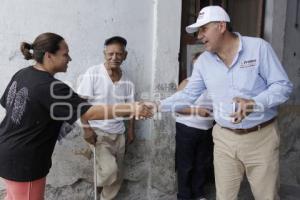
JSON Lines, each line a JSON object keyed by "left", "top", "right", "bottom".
{"left": 161, "top": 33, "right": 293, "bottom": 129}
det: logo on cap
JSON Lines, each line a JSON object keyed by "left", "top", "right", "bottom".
{"left": 198, "top": 12, "right": 205, "bottom": 20}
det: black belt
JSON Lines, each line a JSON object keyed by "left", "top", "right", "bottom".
{"left": 222, "top": 118, "right": 276, "bottom": 134}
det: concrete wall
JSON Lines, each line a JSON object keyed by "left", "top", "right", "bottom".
{"left": 0, "top": 0, "right": 182, "bottom": 199}
{"left": 264, "top": 0, "right": 287, "bottom": 61}
{"left": 264, "top": 0, "right": 300, "bottom": 199}
{"left": 283, "top": 0, "right": 300, "bottom": 105}
{"left": 279, "top": 0, "right": 300, "bottom": 199}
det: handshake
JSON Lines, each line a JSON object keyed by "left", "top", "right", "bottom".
{"left": 133, "top": 101, "right": 158, "bottom": 120}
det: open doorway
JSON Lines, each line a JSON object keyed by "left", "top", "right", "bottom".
{"left": 179, "top": 0, "right": 265, "bottom": 82}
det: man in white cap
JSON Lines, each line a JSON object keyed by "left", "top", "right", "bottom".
{"left": 159, "top": 5, "right": 293, "bottom": 200}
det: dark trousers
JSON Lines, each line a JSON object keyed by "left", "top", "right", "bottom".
{"left": 175, "top": 122, "right": 213, "bottom": 200}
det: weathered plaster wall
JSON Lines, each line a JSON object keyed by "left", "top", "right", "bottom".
{"left": 264, "top": 0, "right": 300, "bottom": 199}
{"left": 264, "top": 0, "right": 287, "bottom": 61}
{"left": 278, "top": 0, "right": 300, "bottom": 199}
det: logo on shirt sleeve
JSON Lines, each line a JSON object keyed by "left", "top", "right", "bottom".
{"left": 240, "top": 59, "right": 257, "bottom": 68}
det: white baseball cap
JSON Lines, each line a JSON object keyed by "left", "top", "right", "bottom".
{"left": 186, "top": 6, "right": 230, "bottom": 34}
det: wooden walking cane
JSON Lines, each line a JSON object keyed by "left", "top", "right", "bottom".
{"left": 93, "top": 145, "right": 97, "bottom": 200}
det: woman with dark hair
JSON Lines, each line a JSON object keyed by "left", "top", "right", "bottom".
{"left": 0, "top": 32, "right": 152, "bottom": 200}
